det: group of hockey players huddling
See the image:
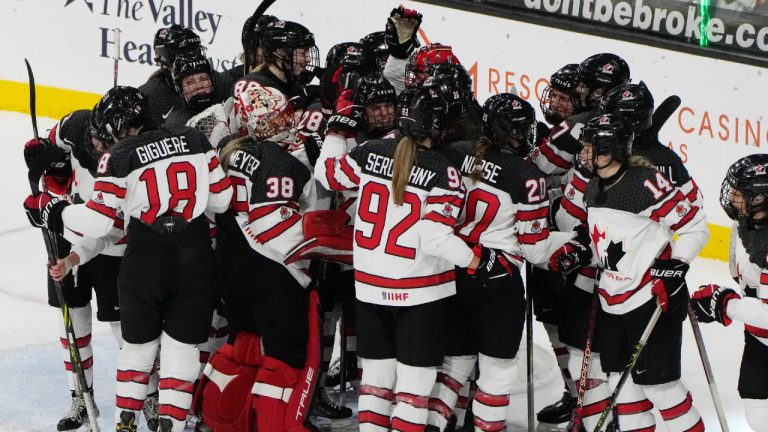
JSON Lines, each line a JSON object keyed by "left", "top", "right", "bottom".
{"left": 18, "top": 4, "right": 768, "bottom": 432}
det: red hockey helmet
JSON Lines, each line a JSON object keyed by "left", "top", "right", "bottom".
{"left": 405, "top": 43, "right": 461, "bottom": 88}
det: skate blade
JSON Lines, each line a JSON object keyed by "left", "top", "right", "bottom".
{"left": 536, "top": 421, "right": 569, "bottom": 432}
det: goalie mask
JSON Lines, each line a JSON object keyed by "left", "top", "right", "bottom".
{"left": 236, "top": 84, "right": 294, "bottom": 141}
{"left": 154, "top": 25, "right": 204, "bottom": 71}
{"left": 89, "top": 86, "right": 152, "bottom": 156}
{"left": 577, "top": 114, "right": 633, "bottom": 175}
{"left": 482, "top": 93, "right": 536, "bottom": 156}
{"left": 577, "top": 53, "right": 630, "bottom": 109}
{"left": 600, "top": 81, "right": 654, "bottom": 134}
{"left": 172, "top": 51, "right": 217, "bottom": 111}
{"left": 720, "top": 154, "right": 768, "bottom": 227}
{"left": 353, "top": 73, "right": 397, "bottom": 135}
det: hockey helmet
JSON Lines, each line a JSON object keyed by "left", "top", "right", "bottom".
{"left": 482, "top": 93, "right": 536, "bottom": 156}
{"left": 260, "top": 20, "right": 320, "bottom": 82}
{"left": 154, "top": 25, "right": 203, "bottom": 71}
{"left": 397, "top": 84, "right": 450, "bottom": 142}
{"left": 577, "top": 53, "right": 631, "bottom": 108}
{"left": 600, "top": 82, "right": 655, "bottom": 134}
{"left": 540, "top": 63, "right": 584, "bottom": 124}
{"left": 353, "top": 73, "right": 397, "bottom": 134}
{"left": 430, "top": 63, "right": 475, "bottom": 115}
{"left": 405, "top": 43, "right": 460, "bottom": 89}
{"left": 359, "top": 31, "right": 389, "bottom": 72}
{"left": 89, "top": 86, "right": 151, "bottom": 149}
{"left": 721, "top": 154, "right": 768, "bottom": 225}
{"left": 171, "top": 51, "right": 217, "bottom": 111}
{"left": 241, "top": 14, "right": 279, "bottom": 66}
{"left": 579, "top": 114, "right": 634, "bottom": 167}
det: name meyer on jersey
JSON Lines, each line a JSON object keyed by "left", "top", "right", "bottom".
{"left": 365, "top": 153, "right": 437, "bottom": 188}
{"left": 136, "top": 136, "right": 190, "bottom": 164}
{"left": 229, "top": 150, "right": 261, "bottom": 177}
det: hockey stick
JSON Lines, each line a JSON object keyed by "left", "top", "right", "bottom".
{"left": 592, "top": 302, "right": 663, "bottom": 432}
{"left": 113, "top": 28, "right": 121, "bottom": 87}
{"left": 648, "top": 94, "right": 681, "bottom": 137}
{"left": 24, "top": 59, "right": 101, "bottom": 432}
{"left": 569, "top": 286, "right": 600, "bottom": 432}
{"left": 526, "top": 287, "right": 534, "bottom": 432}
{"left": 687, "top": 304, "right": 730, "bottom": 431}
{"left": 242, "top": 0, "right": 278, "bottom": 76}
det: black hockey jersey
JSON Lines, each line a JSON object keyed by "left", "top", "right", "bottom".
{"left": 584, "top": 164, "right": 708, "bottom": 314}
{"left": 139, "top": 73, "right": 186, "bottom": 127}
{"left": 729, "top": 221, "right": 768, "bottom": 346}
{"left": 633, "top": 134, "right": 701, "bottom": 206}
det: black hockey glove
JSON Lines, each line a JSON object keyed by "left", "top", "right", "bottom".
{"left": 535, "top": 121, "right": 550, "bottom": 142}
{"left": 690, "top": 284, "right": 740, "bottom": 325}
{"left": 649, "top": 258, "right": 689, "bottom": 312}
{"left": 549, "top": 224, "right": 591, "bottom": 274}
{"left": 289, "top": 84, "right": 320, "bottom": 111}
{"left": 23, "top": 192, "right": 68, "bottom": 233}
{"left": 24, "top": 137, "right": 66, "bottom": 181}
{"left": 467, "top": 245, "right": 513, "bottom": 281}
{"left": 549, "top": 195, "right": 562, "bottom": 232}
{"left": 326, "top": 89, "right": 364, "bottom": 137}
{"left": 385, "top": 6, "right": 423, "bottom": 59}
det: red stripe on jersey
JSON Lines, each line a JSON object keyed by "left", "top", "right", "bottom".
{"left": 473, "top": 417, "right": 507, "bottom": 432}
{"left": 670, "top": 206, "right": 700, "bottom": 231}
{"left": 474, "top": 389, "right": 509, "bottom": 407}
{"left": 561, "top": 197, "right": 587, "bottom": 222}
{"left": 116, "top": 396, "right": 144, "bottom": 410}
{"left": 759, "top": 273, "right": 768, "bottom": 285}
{"left": 114, "top": 218, "right": 125, "bottom": 230}
{"left": 456, "top": 395, "right": 469, "bottom": 409}
{"left": 572, "top": 175, "right": 588, "bottom": 192}
{"left": 117, "top": 370, "right": 151, "bottom": 384}
{"left": 538, "top": 142, "right": 572, "bottom": 169}
{"left": 360, "top": 385, "right": 395, "bottom": 401}
{"left": 580, "top": 398, "right": 610, "bottom": 417}
{"left": 685, "top": 186, "right": 699, "bottom": 203}
{"left": 208, "top": 156, "right": 219, "bottom": 172}
{"left": 64, "top": 356, "right": 93, "bottom": 371}
{"left": 396, "top": 392, "right": 428, "bottom": 409}
{"left": 579, "top": 266, "right": 598, "bottom": 278}
{"left": 391, "top": 416, "right": 425, "bottom": 432}
{"left": 159, "top": 403, "right": 190, "bottom": 421}
{"left": 517, "top": 229, "right": 550, "bottom": 245}
{"left": 685, "top": 418, "right": 705, "bottom": 432}
{"left": 516, "top": 207, "right": 549, "bottom": 221}
{"left": 210, "top": 176, "right": 231, "bottom": 194}
{"left": 426, "top": 195, "right": 463, "bottom": 207}
{"left": 424, "top": 211, "right": 457, "bottom": 227}
{"left": 358, "top": 410, "right": 391, "bottom": 428}
{"left": 249, "top": 203, "right": 282, "bottom": 222}
{"left": 428, "top": 398, "right": 453, "bottom": 419}
{"left": 650, "top": 191, "right": 684, "bottom": 222}
{"left": 746, "top": 324, "right": 768, "bottom": 338}
{"left": 339, "top": 157, "right": 360, "bottom": 184}
{"left": 86, "top": 200, "right": 116, "bottom": 219}
{"left": 616, "top": 399, "right": 654, "bottom": 415}
{"left": 48, "top": 124, "right": 59, "bottom": 143}
{"left": 94, "top": 182, "right": 126, "bottom": 199}
{"left": 355, "top": 269, "right": 455, "bottom": 289}
{"left": 159, "top": 378, "right": 194, "bottom": 393}
{"left": 659, "top": 392, "right": 693, "bottom": 421}
{"left": 324, "top": 158, "right": 345, "bottom": 191}
{"left": 437, "top": 372, "right": 463, "bottom": 394}
{"left": 60, "top": 334, "right": 91, "bottom": 349}
{"left": 256, "top": 212, "right": 301, "bottom": 243}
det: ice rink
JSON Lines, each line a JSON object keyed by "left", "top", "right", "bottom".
{"left": 0, "top": 111, "right": 752, "bottom": 431}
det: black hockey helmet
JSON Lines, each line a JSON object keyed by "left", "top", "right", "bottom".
{"left": 359, "top": 31, "right": 389, "bottom": 72}
{"left": 171, "top": 51, "right": 217, "bottom": 110}
{"left": 321, "top": 42, "right": 376, "bottom": 111}
{"left": 720, "top": 154, "right": 768, "bottom": 225}
{"left": 482, "top": 93, "right": 536, "bottom": 156}
{"left": 154, "top": 25, "right": 203, "bottom": 70}
{"left": 261, "top": 20, "right": 320, "bottom": 82}
{"left": 241, "top": 14, "right": 278, "bottom": 66}
{"left": 89, "top": 86, "right": 151, "bottom": 148}
{"left": 397, "top": 84, "right": 450, "bottom": 142}
{"left": 430, "top": 63, "right": 474, "bottom": 114}
{"left": 578, "top": 53, "right": 631, "bottom": 108}
{"left": 580, "top": 114, "right": 634, "bottom": 163}
{"left": 354, "top": 73, "right": 397, "bottom": 134}
{"left": 540, "top": 63, "right": 584, "bottom": 124}
{"left": 600, "top": 82, "right": 655, "bottom": 134}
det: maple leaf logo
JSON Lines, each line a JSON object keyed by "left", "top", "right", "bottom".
{"left": 603, "top": 239, "right": 626, "bottom": 272}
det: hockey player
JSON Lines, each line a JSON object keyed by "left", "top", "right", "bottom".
{"left": 380, "top": 6, "right": 423, "bottom": 94}
{"left": 359, "top": 31, "right": 389, "bottom": 73}
{"left": 576, "top": 54, "right": 631, "bottom": 112}
{"left": 164, "top": 51, "right": 222, "bottom": 128}
{"left": 209, "top": 84, "right": 320, "bottom": 432}
{"left": 551, "top": 114, "right": 708, "bottom": 432}
{"left": 222, "top": 14, "right": 279, "bottom": 81}
{"left": 427, "top": 93, "right": 553, "bottom": 432}
{"left": 315, "top": 84, "right": 514, "bottom": 431}
{"left": 23, "top": 86, "right": 233, "bottom": 432}
{"left": 690, "top": 154, "right": 768, "bottom": 432}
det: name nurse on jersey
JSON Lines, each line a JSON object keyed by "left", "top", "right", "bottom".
{"left": 365, "top": 153, "right": 437, "bottom": 188}
{"left": 135, "top": 136, "right": 190, "bottom": 164}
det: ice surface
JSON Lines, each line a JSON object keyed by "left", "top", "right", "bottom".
{"left": 0, "top": 112, "right": 750, "bottom": 431}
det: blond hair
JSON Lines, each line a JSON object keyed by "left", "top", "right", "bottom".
{"left": 391, "top": 136, "right": 418, "bottom": 206}
{"left": 470, "top": 136, "right": 493, "bottom": 182}
{"left": 218, "top": 136, "right": 250, "bottom": 172}
{"left": 628, "top": 154, "right": 655, "bottom": 170}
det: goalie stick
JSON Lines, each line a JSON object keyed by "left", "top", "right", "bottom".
{"left": 24, "top": 59, "right": 100, "bottom": 432}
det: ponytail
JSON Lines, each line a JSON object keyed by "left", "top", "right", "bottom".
{"left": 218, "top": 136, "right": 250, "bottom": 172}
{"left": 470, "top": 136, "right": 492, "bottom": 183}
{"left": 627, "top": 154, "right": 654, "bottom": 170}
{"left": 392, "top": 136, "right": 418, "bottom": 206}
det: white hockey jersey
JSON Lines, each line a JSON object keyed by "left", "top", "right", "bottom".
{"left": 728, "top": 221, "right": 768, "bottom": 347}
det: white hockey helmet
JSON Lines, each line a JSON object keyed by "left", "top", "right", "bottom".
{"left": 235, "top": 83, "right": 294, "bottom": 140}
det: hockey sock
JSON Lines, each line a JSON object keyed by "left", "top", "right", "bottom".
{"left": 609, "top": 373, "right": 655, "bottom": 431}
{"left": 322, "top": 303, "right": 342, "bottom": 372}
{"left": 744, "top": 398, "right": 768, "bottom": 432}
{"left": 391, "top": 362, "right": 438, "bottom": 432}
{"left": 567, "top": 346, "right": 610, "bottom": 431}
{"left": 358, "top": 357, "right": 397, "bottom": 431}
{"left": 543, "top": 323, "right": 576, "bottom": 396}
{"left": 473, "top": 354, "right": 516, "bottom": 432}
{"left": 158, "top": 332, "right": 199, "bottom": 432}
{"left": 116, "top": 336, "right": 160, "bottom": 425}
{"left": 148, "top": 348, "right": 160, "bottom": 395}
{"left": 58, "top": 304, "right": 94, "bottom": 391}
{"left": 642, "top": 381, "right": 704, "bottom": 432}
{"left": 454, "top": 375, "right": 473, "bottom": 429}
{"left": 426, "top": 355, "right": 475, "bottom": 430}
{"left": 110, "top": 321, "right": 124, "bottom": 348}
{"left": 198, "top": 309, "right": 229, "bottom": 378}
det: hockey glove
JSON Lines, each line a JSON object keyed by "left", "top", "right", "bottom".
{"left": 23, "top": 192, "right": 68, "bottom": 233}
{"left": 385, "top": 6, "right": 423, "bottom": 59}
{"left": 690, "top": 284, "right": 740, "bottom": 326}
{"left": 549, "top": 224, "right": 591, "bottom": 274}
{"left": 24, "top": 138, "right": 67, "bottom": 181}
{"left": 284, "top": 210, "right": 353, "bottom": 265}
{"left": 326, "top": 89, "right": 364, "bottom": 137}
{"left": 467, "top": 244, "right": 514, "bottom": 281}
{"left": 649, "top": 258, "right": 689, "bottom": 312}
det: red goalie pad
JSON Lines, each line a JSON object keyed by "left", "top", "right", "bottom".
{"left": 285, "top": 210, "right": 353, "bottom": 265}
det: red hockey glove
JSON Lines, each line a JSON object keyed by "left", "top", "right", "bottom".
{"left": 23, "top": 192, "right": 68, "bottom": 233}
{"left": 690, "top": 284, "right": 740, "bottom": 326}
{"left": 649, "top": 258, "right": 689, "bottom": 312}
{"left": 326, "top": 89, "right": 364, "bottom": 137}
{"left": 284, "top": 210, "right": 353, "bottom": 265}
{"left": 24, "top": 137, "right": 67, "bottom": 181}
{"left": 385, "top": 6, "right": 423, "bottom": 58}
{"left": 467, "top": 244, "right": 514, "bottom": 281}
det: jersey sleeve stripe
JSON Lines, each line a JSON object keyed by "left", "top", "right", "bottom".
{"left": 355, "top": 269, "right": 455, "bottom": 289}
{"left": 210, "top": 176, "right": 231, "bottom": 194}
{"left": 93, "top": 182, "right": 127, "bottom": 199}
{"left": 745, "top": 324, "right": 768, "bottom": 338}
{"left": 561, "top": 198, "right": 588, "bottom": 222}
{"left": 572, "top": 175, "right": 588, "bottom": 192}
{"left": 426, "top": 195, "right": 464, "bottom": 207}
{"left": 538, "top": 142, "right": 572, "bottom": 169}
{"left": 424, "top": 211, "right": 457, "bottom": 227}
{"left": 248, "top": 202, "right": 299, "bottom": 223}
{"left": 339, "top": 157, "right": 361, "bottom": 184}
{"left": 669, "top": 206, "right": 700, "bottom": 231}
{"left": 760, "top": 273, "right": 768, "bottom": 285}
{"left": 255, "top": 213, "right": 302, "bottom": 243}
{"left": 649, "top": 191, "right": 684, "bottom": 222}
{"left": 324, "top": 158, "right": 345, "bottom": 191}
{"left": 208, "top": 156, "right": 220, "bottom": 172}
{"left": 516, "top": 207, "right": 549, "bottom": 221}
{"left": 86, "top": 200, "right": 117, "bottom": 219}
{"left": 517, "top": 229, "right": 550, "bottom": 245}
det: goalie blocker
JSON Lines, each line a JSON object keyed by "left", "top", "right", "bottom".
{"left": 285, "top": 210, "right": 353, "bottom": 265}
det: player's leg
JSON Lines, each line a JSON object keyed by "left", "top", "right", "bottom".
{"left": 739, "top": 332, "right": 768, "bottom": 432}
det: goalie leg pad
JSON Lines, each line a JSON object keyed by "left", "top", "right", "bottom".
{"left": 642, "top": 381, "right": 703, "bottom": 432}
{"left": 426, "top": 355, "right": 475, "bottom": 430}
{"left": 252, "top": 356, "right": 301, "bottom": 432}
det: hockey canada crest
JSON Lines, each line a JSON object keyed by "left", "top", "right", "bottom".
{"left": 530, "top": 220, "right": 543, "bottom": 233}
{"left": 280, "top": 207, "right": 293, "bottom": 220}
{"left": 601, "top": 63, "right": 615, "bottom": 73}
{"left": 567, "top": 187, "right": 576, "bottom": 199}
{"left": 442, "top": 203, "right": 453, "bottom": 217}
{"left": 675, "top": 203, "right": 689, "bottom": 217}
{"left": 755, "top": 164, "right": 766, "bottom": 174}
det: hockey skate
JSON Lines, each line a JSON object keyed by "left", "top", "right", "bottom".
{"left": 536, "top": 391, "right": 575, "bottom": 431}
{"left": 57, "top": 390, "right": 99, "bottom": 432}
{"left": 158, "top": 418, "right": 173, "bottom": 432}
{"left": 323, "top": 354, "right": 358, "bottom": 389}
{"left": 143, "top": 391, "right": 160, "bottom": 431}
{"left": 116, "top": 410, "right": 138, "bottom": 432}
{"left": 313, "top": 386, "right": 353, "bottom": 419}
